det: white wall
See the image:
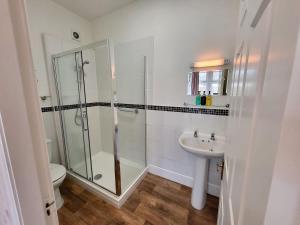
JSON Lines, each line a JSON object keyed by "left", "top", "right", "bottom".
{"left": 27, "top": 0, "right": 93, "bottom": 97}
{"left": 26, "top": 0, "right": 93, "bottom": 163}
{"left": 92, "top": 0, "right": 238, "bottom": 106}
{"left": 92, "top": 0, "right": 239, "bottom": 195}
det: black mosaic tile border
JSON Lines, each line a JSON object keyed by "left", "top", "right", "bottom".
{"left": 86, "top": 102, "right": 111, "bottom": 107}
{"left": 41, "top": 102, "right": 111, "bottom": 112}
{"left": 146, "top": 105, "right": 229, "bottom": 116}
{"left": 41, "top": 102, "right": 229, "bottom": 116}
{"left": 115, "top": 103, "right": 146, "bottom": 110}
{"left": 41, "top": 106, "right": 54, "bottom": 112}
{"left": 57, "top": 104, "right": 81, "bottom": 111}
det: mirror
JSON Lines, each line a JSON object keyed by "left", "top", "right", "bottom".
{"left": 187, "top": 69, "right": 230, "bottom": 96}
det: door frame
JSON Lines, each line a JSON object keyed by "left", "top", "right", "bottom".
{"left": 0, "top": 0, "right": 59, "bottom": 224}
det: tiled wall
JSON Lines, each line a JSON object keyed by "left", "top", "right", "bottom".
{"left": 147, "top": 109, "right": 227, "bottom": 195}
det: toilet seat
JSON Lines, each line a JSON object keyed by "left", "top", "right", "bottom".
{"left": 50, "top": 163, "right": 66, "bottom": 183}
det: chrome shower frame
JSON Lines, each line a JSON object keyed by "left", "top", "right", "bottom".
{"left": 51, "top": 39, "right": 122, "bottom": 196}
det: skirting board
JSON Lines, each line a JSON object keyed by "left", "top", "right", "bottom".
{"left": 148, "top": 164, "right": 220, "bottom": 197}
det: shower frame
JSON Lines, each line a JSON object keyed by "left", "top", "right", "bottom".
{"left": 51, "top": 39, "right": 122, "bottom": 196}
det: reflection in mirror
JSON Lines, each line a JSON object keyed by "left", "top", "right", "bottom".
{"left": 187, "top": 69, "right": 230, "bottom": 96}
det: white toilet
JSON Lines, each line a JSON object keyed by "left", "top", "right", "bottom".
{"left": 46, "top": 139, "right": 66, "bottom": 209}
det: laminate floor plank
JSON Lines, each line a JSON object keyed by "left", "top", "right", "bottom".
{"left": 58, "top": 207, "right": 88, "bottom": 225}
{"left": 58, "top": 173, "right": 218, "bottom": 225}
{"left": 137, "top": 190, "right": 189, "bottom": 224}
{"left": 151, "top": 185, "right": 191, "bottom": 208}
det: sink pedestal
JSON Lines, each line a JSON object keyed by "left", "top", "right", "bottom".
{"left": 191, "top": 157, "right": 209, "bottom": 210}
{"left": 179, "top": 132, "right": 224, "bottom": 210}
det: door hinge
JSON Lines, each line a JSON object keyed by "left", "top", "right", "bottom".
{"left": 217, "top": 161, "right": 225, "bottom": 180}
{"left": 45, "top": 201, "right": 55, "bottom": 216}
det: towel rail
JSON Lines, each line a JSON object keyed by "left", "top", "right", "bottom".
{"left": 118, "top": 108, "right": 139, "bottom": 114}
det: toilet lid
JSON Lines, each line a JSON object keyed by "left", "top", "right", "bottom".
{"left": 50, "top": 163, "right": 66, "bottom": 183}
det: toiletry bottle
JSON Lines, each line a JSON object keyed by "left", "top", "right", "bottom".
{"left": 196, "top": 91, "right": 201, "bottom": 105}
{"left": 206, "top": 91, "right": 212, "bottom": 106}
{"left": 201, "top": 91, "right": 206, "bottom": 105}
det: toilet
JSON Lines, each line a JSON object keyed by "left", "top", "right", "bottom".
{"left": 46, "top": 139, "right": 66, "bottom": 209}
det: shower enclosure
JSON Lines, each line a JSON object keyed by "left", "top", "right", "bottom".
{"left": 51, "top": 39, "right": 147, "bottom": 196}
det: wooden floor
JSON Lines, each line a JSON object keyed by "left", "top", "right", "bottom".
{"left": 58, "top": 173, "right": 219, "bottom": 225}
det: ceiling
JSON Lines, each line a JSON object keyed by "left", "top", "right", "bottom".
{"left": 51, "top": 0, "right": 136, "bottom": 20}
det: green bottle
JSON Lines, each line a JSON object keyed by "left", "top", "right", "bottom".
{"left": 196, "top": 91, "right": 201, "bottom": 105}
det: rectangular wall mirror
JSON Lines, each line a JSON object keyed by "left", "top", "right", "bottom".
{"left": 187, "top": 69, "right": 231, "bottom": 96}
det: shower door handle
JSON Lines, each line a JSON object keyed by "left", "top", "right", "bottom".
{"left": 82, "top": 110, "right": 89, "bottom": 131}
{"left": 83, "top": 118, "right": 88, "bottom": 131}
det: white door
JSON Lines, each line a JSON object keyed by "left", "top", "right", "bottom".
{"left": 218, "top": 1, "right": 273, "bottom": 224}
{"left": 0, "top": 0, "right": 59, "bottom": 224}
{"left": 0, "top": 114, "right": 23, "bottom": 225}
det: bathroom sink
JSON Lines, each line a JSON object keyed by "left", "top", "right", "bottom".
{"left": 178, "top": 132, "right": 225, "bottom": 210}
{"left": 179, "top": 132, "right": 224, "bottom": 158}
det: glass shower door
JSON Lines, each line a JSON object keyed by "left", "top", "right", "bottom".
{"left": 81, "top": 44, "right": 119, "bottom": 194}
{"left": 115, "top": 38, "right": 151, "bottom": 192}
{"left": 53, "top": 52, "right": 92, "bottom": 180}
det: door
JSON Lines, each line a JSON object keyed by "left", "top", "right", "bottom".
{"left": 218, "top": 1, "right": 273, "bottom": 225}
{"left": 53, "top": 52, "right": 93, "bottom": 180}
{"left": 0, "top": 114, "right": 24, "bottom": 225}
{"left": 0, "top": 0, "right": 59, "bottom": 224}
{"left": 81, "top": 42, "right": 119, "bottom": 194}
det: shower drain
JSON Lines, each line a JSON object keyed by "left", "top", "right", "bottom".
{"left": 94, "top": 174, "right": 103, "bottom": 180}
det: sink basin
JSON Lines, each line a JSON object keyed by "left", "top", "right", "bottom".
{"left": 179, "top": 132, "right": 224, "bottom": 158}
{"left": 178, "top": 132, "right": 224, "bottom": 210}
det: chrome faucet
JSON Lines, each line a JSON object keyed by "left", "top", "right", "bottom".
{"left": 211, "top": 132, "right": 215, "bottom": 141}
{"left": 194, "top": 130, "right": 198, "bottom": 138}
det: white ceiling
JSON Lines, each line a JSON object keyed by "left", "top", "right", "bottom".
{"left": 51, "top": 0, "right": 136, "bottom": 20}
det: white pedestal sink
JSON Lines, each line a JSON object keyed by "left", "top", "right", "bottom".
{"left": 179, "top": 132, "right": 224, "bottom": 210}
